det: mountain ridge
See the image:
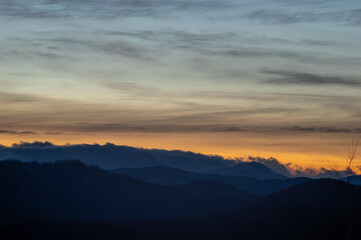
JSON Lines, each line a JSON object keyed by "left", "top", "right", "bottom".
{"left": 207, "top": 161, "right": 287, "bottom": 180}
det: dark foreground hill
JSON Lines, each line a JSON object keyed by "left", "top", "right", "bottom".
{"left": 0, "top": 160, "right": 254, "bottom": 224}
{"left": 1, "top": 161, "right": 361, "bottom": 240}
{"left": 243, "top": 179, "right": 361, "bottom": 239}
{"left": 113, "top": 165, "right": 310, "bottom": 195}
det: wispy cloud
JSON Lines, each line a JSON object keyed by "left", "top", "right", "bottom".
{"left": 0, "top": 130, "right": 37, "bottom": 135}
{"left": 262, "top": 70, "right": 361, "bottom": 86}
{"left": 244, "top": 8, "right": 361, "bottom": 25}
{"left": 279, "top": 126, "right": 360, "bottom": 133}
{"left": 247, "top": 156, "right": 355, "bottom": 179}
{"left": 0, "top": 0, "right": 233, "bottom": 20}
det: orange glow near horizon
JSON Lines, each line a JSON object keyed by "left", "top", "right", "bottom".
{"left": 0, "top": 131, "right": 356, "bottom": 170}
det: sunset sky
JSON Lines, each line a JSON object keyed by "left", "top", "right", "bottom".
{"left": 1, "top": 0, "right": 361, "bottom": 168}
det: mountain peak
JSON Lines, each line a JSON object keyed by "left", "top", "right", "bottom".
{"left": 208, "top": 161, "right": 287, "bottom": 180}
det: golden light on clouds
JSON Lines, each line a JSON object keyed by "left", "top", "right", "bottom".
{"left": 0, "top": 131, "right": 356, "bottom": 169}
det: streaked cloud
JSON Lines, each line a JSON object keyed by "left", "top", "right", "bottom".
{"left": 262, "top": 70, "right": 361, "bottom": 86}
{"left": 0, "top": 130, "right": 36, "bottom": 135}
{"left": 279, "top": 126, "right": 361, "bottom": 133}
{"left": 244, "top": 8, "right": 361, "bottom": 25}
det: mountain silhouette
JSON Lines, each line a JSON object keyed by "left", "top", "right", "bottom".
{"left": 257, "top": 178, "right": 360, "bottom": 207}
{"left": 0, "top": 160, "right": 254, "bottom": 224}
{"left": 1, "top": 160, "right": 361, "bottom": 240}
{"left": 208, "top": 161, "right": 287, "bottom": 180}
{"left": 113, "top": 165, "right": 310, "bottom": 195}
{"left": 0, "top": 143, "right": 234, "bottom": 172}
{"left": 243, "top": 179, "right": 361, "bottom": 240}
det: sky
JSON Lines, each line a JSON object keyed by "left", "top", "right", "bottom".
{"left": 1, "top": 0, "right": 361, "bottom": 168}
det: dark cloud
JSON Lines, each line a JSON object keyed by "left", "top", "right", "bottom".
{"left": 11, "top": 36, "right": 156, "bottom": 63}
{"left": 98, "top": 29, "right": 237, "bottom": 46}
{"left": 244, "top": 8, "right": 361, "bottom": 25}
{"left": 99, "top": 28, "right": 348, "bottom": 56}
{"left": 262, "top": 70, "right": 361, "bottom": 86}
{"left": 8, "top": 25, "right": 360, "bottom": 78}
{"left": 0, "top": 130, "right": 37, "bottom": 135}
{"left": 215, "top": 126, "right": 245, "bottom": 132}
{"left": 297, "top": 39, "right": 342, "bottom": 47}
{"left": 169, "top": 107, "right": 301, "bottom": 122}
{"left": 98, "top": 29, "right": 347, "bottom": 62}
{"left": 279, "top": 126, "right": 356, "bottom": 133}
{"left": 0, "top": 0, "right": 233, "bottom": 20}
{"left": 196, "top": 48, "right": 361, "bottom": 67}
{"left": 0, "top": 91, "right": 42, "bottom": 103}
{"left": 4, "top": 0, "right": 360, "bottom": 27}
{"left": 18, "top": 131, "right": 37, "bottom": 135}
{"left": 248, "top": 156, "right": 294, "bottom": 177}
{"left": 57, "top": 122, "right": 248, "bottom": 134}
{"left": 246, "top": 156, "right": 356, "bottom": 179}
{"left": 12, "top": 141, "right": 54, "bottom": 148}
{"left": 245, "top": 10, "right": 319, "bottom": 24}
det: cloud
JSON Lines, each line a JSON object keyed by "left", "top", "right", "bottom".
{"left": 45, "top": 132, "right": 64, "bottom": 135}
{"left": 244, "top": 8, "right": 361, "bottom": 25}
{"left": 279, "top": 126, "right": 356, "bottom": 133}
{"left": 0, "top": 0, "right": 233, "bottom": 20}
{"left": 97, "top": 29, "right": 349, "bottom": 65}
{"left": 0, "top": 91, "right": 42, "bottom": 103}
{"left": 244, "top": 10, "right": 320, "bottom": 24}
{"left": 14, "top": 36, "right": 156, "bottom": 63}
{"left": 262, "top": 70, "right": 361, "bottom": 86}
{"left": 0, "top": 130, "right": 37, "bottom": 135}
{"left": 98, "top": 29, "right": 238, "bottom": 47}
{"left": 102, "top": 81, "right": 161, "bottom": 97}
{"left": 247, "top": 156, "right": 294, "bottom": 177}
{"left": 246, "top": 156, "right": 355, "bottom": 179}
{"left": 12, "top": 141, "right": 54, "bottom": 148}
{"left": 0, "top": 89, "right": 359, "bottom": 136}
{"left": 58, "top": 122, "right": 248, "bottom": 133}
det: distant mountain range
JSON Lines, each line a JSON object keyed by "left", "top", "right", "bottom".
{"left": 113, "top": 165, "right": 310, "bottom": 195}
{"left": 0, "top": 142, "right": 234, "bottom": 172}
{"left": 1, "top": 160, "right": 361, "bottom": 240}
{"left": 1, "top": 142, "right": 356, "bottom": 181}
{"left": 342, "top": 175, "right": 361, "bottom": 185}
{"left": 207, "top": 161, "right": 287, "bottom": 179}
